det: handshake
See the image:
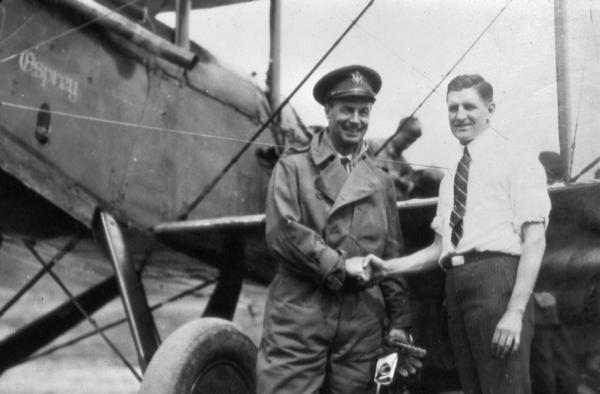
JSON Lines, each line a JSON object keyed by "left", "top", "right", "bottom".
{"left": 345, "top": 254, "right": 388, "bottom": 286}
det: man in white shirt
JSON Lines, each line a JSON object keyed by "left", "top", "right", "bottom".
{"left": 363, "top": 74, "right": 551, "bottom": 393}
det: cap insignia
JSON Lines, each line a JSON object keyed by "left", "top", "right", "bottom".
{"left": 351, "top": 71, "right": 364, "bottom": 85}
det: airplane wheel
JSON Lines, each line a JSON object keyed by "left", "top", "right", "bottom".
{"left": 139, "top": 317, "right": 257, "bottom": 394}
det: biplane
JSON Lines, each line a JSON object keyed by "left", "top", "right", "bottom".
{"left": 0, "top": 0, "right": 599, "bottom": 393}
{"left": 0, "top": 0, "right": 286, "bottom": 391}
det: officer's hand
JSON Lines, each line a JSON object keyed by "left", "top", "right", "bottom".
{"left": 344, "top": 256, "right": 371, "bottom": 284}
{"left": 388, "top": 328, "right": 411, "bottom": 343}
{"left": 491, "top": 309, "right": 523, "bottom": 358}
{"left": 387, "top": 329, "right": 423, "bottom": 377}
{"left": 363, "top": 254, "right": 387, "bottom": 282}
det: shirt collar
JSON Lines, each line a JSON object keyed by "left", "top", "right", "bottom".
{"left": 463, "top": 127, "right": 495, "bottom": 161}
{"left": 310, "top": 128, "right": 368, "bottom": 165}
{"left": 338, "top": 153, "right": 353, "bottom": 161}
{"left": 340, "top": 141, "right": 369, "bottom": 164}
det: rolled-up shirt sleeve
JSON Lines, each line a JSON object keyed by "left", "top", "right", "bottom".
{"left": 510, "top": 152, "right": 551, "bottom": 235}
{"left": 265, "top": 159, "right": 346, "bottom": 291}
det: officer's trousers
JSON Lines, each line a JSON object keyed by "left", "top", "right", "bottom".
{"left": 256, "top": 273, "right": 385, "bottom": 394}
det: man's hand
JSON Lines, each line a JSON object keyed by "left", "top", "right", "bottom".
{"left": 491, "top": 309, "right": 523, "bottom": 358}
{"left": 387, "top": 328, "right": 423, "bottom": 377}
{"left": 344, "top": 256, "right": 371, "bottom": 284}
{"left": 363, "top": 254, "right": 387, "bottom": 281}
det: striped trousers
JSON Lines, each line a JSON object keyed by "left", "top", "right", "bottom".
{"left": 445, "top": 253, "right": 534, "bottom": 394}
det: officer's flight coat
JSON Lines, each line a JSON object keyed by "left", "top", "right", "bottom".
{"left": 264, "top": 126, "right": 410, "bottom": 333}
{"left": 257, "top": 128, "right": 412, "bottom": 393}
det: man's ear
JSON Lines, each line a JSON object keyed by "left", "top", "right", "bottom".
{"left": 324, "top": 104, "right": 332, "bottom": 121}
{"left": 487, "top": 102, "right": 496, "bottom": 115}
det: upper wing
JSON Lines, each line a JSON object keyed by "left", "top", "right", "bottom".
{"left": 142, "top": 0, "right": 261, "bottom": 16}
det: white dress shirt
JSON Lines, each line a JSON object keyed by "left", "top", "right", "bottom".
{"left": 432, "top": 128, "right": 551, "bottom": 259}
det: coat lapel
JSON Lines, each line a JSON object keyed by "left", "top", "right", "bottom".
{"left": 311, "top": 129, "right": 348, "bottom": 203}
{"left": 315, "top": 162, "right": 348, "bottom": 203}
{"left": 330, "top": 157, "right": 379, "bottom": 214}
{"left": 310, "top": 128, "right": 380, "bottom": 211}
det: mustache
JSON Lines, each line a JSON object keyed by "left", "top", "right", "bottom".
{"left": 342, "top": 123, "right": 366, "bottom": 131}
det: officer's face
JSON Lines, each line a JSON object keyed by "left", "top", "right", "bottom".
{"left": 325, "top": 98, "right": 372, "bottom": 154}
{"left": 447, "top": 87, "right": 495, "bottom": 145}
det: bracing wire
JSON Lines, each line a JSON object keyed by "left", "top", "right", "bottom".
{"left": 0, "top": 233, "right": 84, "bottom": 319}
{"left": 0, "top": 9, "right": 38, "bottom": 47}
{"left": 374, "top": 158, "right": 449, "bottom": 173}
{"left": 334, "top": 3, "right": 507, "bottom": 143}
{"left": 567, "top": 1, "right": 600, "bottom": 181}
{"left": 374, "top": 0, "right": 514, "bottom": 157}
{"left": 26, "top": 279, "right": 217, "bottom": 363}
{"left": 332, "top": 7, "right": 439, "bottom": 90}
{"left": 24, "top": 241, "right": 143, "bottom": 381}
{"left": 0, "top": 101, "right": 280, "bottom": 148}
{"left": 0, "top": 0, "right": 518, "bottom": 217}
{"left": 176, "top": 0, "right": 377, "bottom": 220}
{"left": 0, "top": 101, "right": 447, "bottom": 174}
{"left": 0, "top": 0, "right": 142, "bottom": 64}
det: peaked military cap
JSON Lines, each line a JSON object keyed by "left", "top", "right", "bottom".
{"left": 313, "top": 65, "right": 382, "bottom": 105}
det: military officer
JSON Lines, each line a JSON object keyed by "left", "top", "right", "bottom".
{"left": 256, "top": 65, "right": 414, "bottom": 394}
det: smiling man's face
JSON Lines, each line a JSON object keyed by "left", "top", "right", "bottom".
{"left": 326, "top": 98, "right": 372, "bottom": 155}
{"left": 447, "top": 87, "right": 495, "bottom": 144}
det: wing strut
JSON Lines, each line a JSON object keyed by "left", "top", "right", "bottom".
{"left": 202, "top": 234, "right": 245, "bottom": 320}
{"left": 177, "top": 0, "right": 376, "bottom": 219}
{"left": 94, "top": 210, "right": 160, "bottom": 372}
{"left": 175, "top": 0, "right": 191, "bottom": 49}
{"left": 554, "top": 0, "right": 574, "bottom": 181}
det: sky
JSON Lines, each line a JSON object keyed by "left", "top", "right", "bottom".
{"left": 158, "top": 0, "right": 600, "bottom": 177}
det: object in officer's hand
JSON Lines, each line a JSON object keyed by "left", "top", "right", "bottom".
{"left": 386, "top": 338, "right": 428, "bottom": 358}
{"left": 374, "top": 352, "right": 398, "bottom": 394}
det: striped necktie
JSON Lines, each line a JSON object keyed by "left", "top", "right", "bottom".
{"left": 449, "top": 146, "right": 471, "bottom": 246}
{"left": 340, "top": 157, "right": 352, "bottom": 173}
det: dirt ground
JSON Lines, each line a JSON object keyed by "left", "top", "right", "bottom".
{"left": 0, "top": 235, "right": 268, "bottom": 394}
{"left": 2, "top": 235, "right": 599, "bottom": 394}
{"left": 0, "top": 280, "right": 267, "bottom": 394}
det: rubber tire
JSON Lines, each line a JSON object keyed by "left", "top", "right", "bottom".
{"left": 138, "top": 318, "right": 257, "bottom": 394}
